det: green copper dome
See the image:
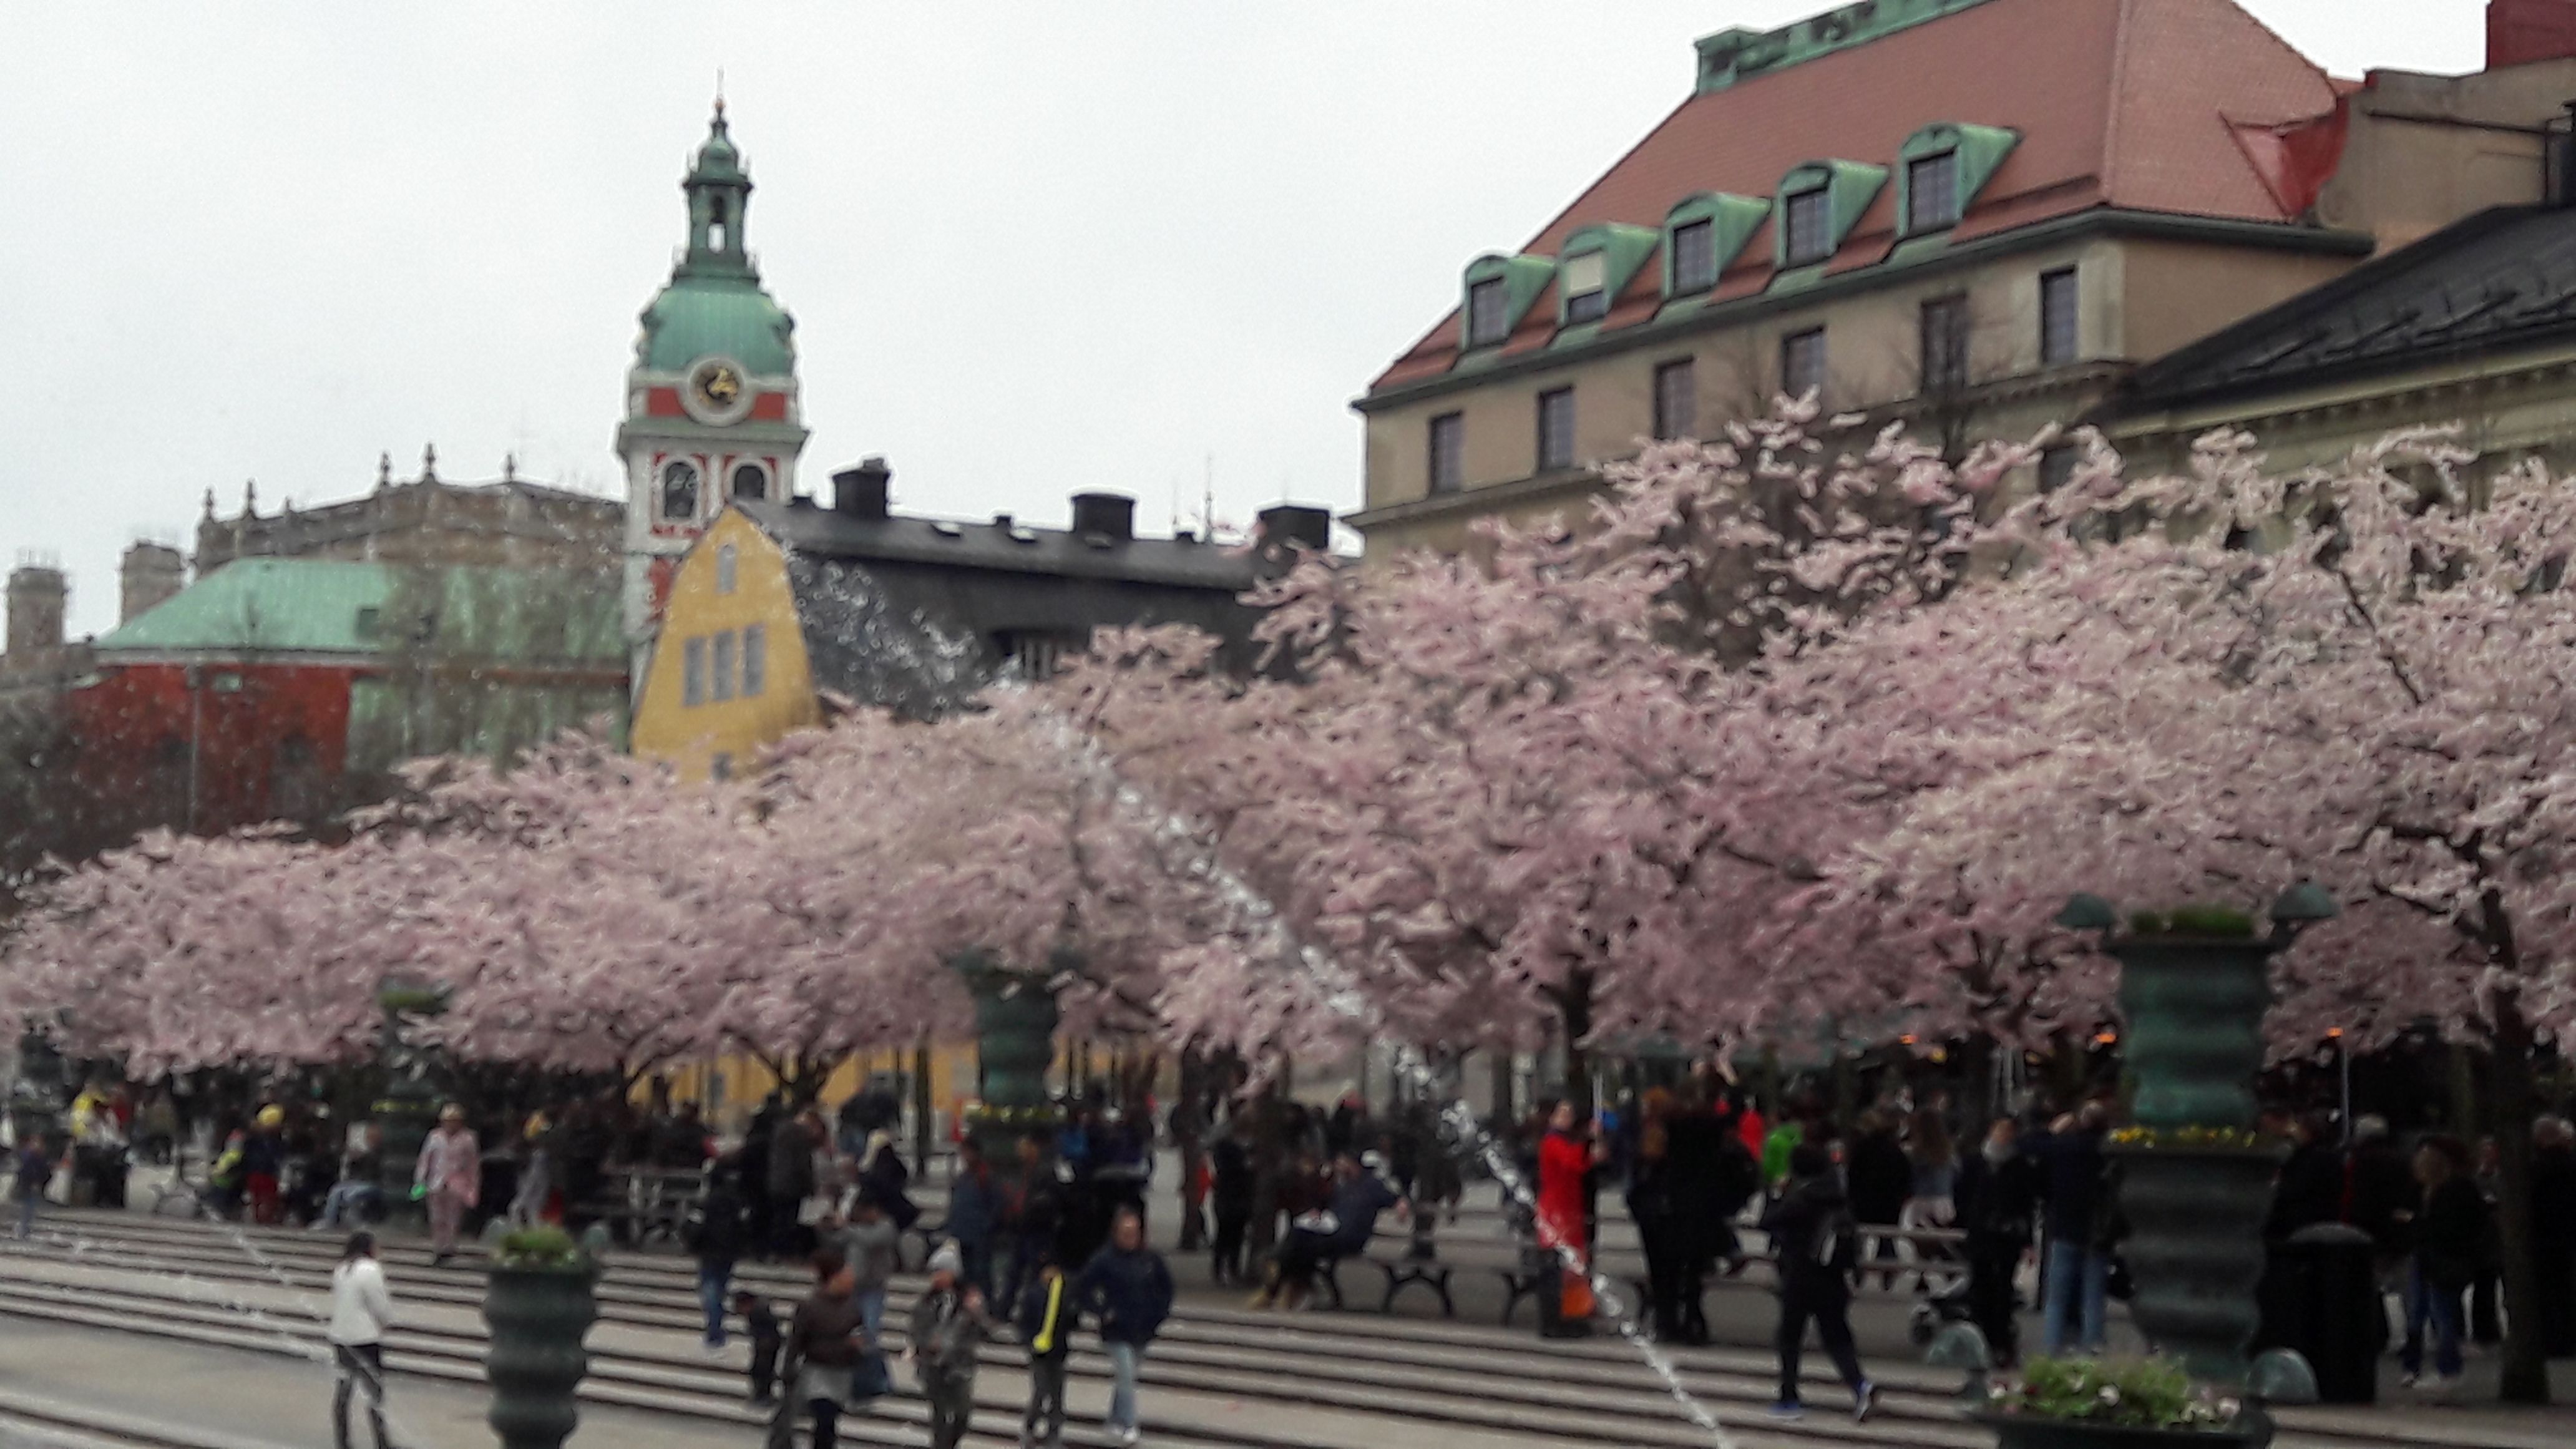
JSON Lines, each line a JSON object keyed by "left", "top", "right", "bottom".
{"left": 638, "top": 278, "right": 795, "bottom": 375}
{"left": 634, "top": 104, "right": 797, "bottom": 378}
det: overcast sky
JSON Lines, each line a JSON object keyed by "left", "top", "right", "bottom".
{"left": 1, "top": 2, "right": 2491, "bottom": 635}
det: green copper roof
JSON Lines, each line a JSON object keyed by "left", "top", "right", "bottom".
{"left": 634, "top": 105, "right": 798, "bottom": 378}
{"left": 1697, "top": 0, "right": 2002, "bottom": 94}
{"left": 638, "top": 276, "right": 796, "bottom": 375}
{"left": 95, "top": 559, "right": 622, "bottom": 663}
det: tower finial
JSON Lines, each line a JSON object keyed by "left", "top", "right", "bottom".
{"left": 378, "top": 451, "right": 392, "bottom": 490}
{"left": 715, "top": 69, "right": 725, "bottom": 119}
{"left": 503, "top": 452, "right": 518, "bottom": 484}
{"left": 243, "top": 478, "right": 257, "bottom": 516}
{"left": 420, "top": 443, "right": 437, "bottom": 484}
{"left": 202, "top": 487, "right": 215, "bottom": 521}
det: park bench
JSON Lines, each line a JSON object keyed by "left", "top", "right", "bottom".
{"left": 579, "top": 1166, "right": 703, "bottom": 1246}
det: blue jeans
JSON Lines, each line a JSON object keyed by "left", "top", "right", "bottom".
{"left": 318, "top": 1181, "right": 379, "bottom": 1229}
{"left": 2401, "top": 1260, "right": 2464, "bottom": 1379}
{"left": 698, "top": 1262, "right": 732, "bottom": 1347}
{"left": 1105, "top": 1341, "right": 1142, "bottom": 1432}
{"left": 2042, "top": 1239, "right": 2108, "bottom": 1354}
{"left": 850, "top": 1287, "right": 889, "bottom": 1398}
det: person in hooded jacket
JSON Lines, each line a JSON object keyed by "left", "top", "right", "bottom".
{"left": 1759, "top": 1144, "right": 1876, "bottom": 1425}
{"left": 1953, "top": 1116, "right": 2039, "bottom": 1367}
{"left": 687, "top": 1166, "right": 750, "bottom": 1349}
{"left": 779, "top": 1247, "right": 867, "bottom": 1449}
{"left": 1076, "top": 1206, "right": 1173, "bottom": 1446}
{"left": 907, "top": 1241, "right": 992, "bottom": 1449}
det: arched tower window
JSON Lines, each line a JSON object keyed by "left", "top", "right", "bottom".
{"left": 709, "top": 195, "right": 730, "bottom": 253}
{"left": 731, "top": 462, "right": 768, "bottom": 501}
{"left": 660, "top": 460, "right": 701, "bottom": 522}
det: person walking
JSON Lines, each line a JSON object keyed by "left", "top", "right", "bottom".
{"left": 945, "top": 1140, "right": 1000, "bottom": 1300}
{"left": 780, "top": 1248, "right": 866, "bottom": 1449}
{"left": 829, "top": 1192, "right": 901, "bottom": 1403}
{"left": 412, "top": 1105, "right": 480, "bottom": 1264}
{"left": 2532, "top": 1117, "right": 2576, "bottom": 1358}
{"left": 1901, "top": 1108, "right": 1960, "bottom": 1290}
{"left": 326, "top": 1231, "right": 396, "bottom": 1449}
{"left": 1845, "top": 1110, "right": 1913, "bottom": 1292}
{"left": 1759, "top": 1144, "right": 1876, "bottom": 1424}
{"left": 765, "top": 1106, "right": 817, "bottom": 1260}
{"left": 735, "top": 1288, "right": 783, "bottom": 1407}
{"left": 687, "top": 1166, "right": 749, "bottom": 1350}
{"left": 242, "top": 1105, "right": 288, "bottom": 1224}
{"left": 507, "top": 1109, "right": 554, "bottom": 1229}
{"left": 1953, "top": 1116, "right": 2039, "bottom": 1367}
{"left": 907, "top": 1242, "right": 992, "bottom": 1449}
{"left": 2399, "top": 1134, "right": 2486, "bottom": 1396}
{"left": 1208, "top": 1119, "right": 1254, "bottom": 1286}
{"left": 1076, "top": 1206, "right": 1173, "bottom": 1446}
{"left": 1017, "top": 1255, "right": 1075, "bottom": 1449}
{"left": 1626, "top": 1088, "right": 1686, "bottom": 1340}
{"left": 998, "top": 1133, "right": 1063, "bottom": 1315}
{"left": 14, "top": 1133, "right": 51, "bottom": 1241}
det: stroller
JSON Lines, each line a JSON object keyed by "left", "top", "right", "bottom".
{"left": 1908, "top": 1272, "right": 2022, "bottom": 1346}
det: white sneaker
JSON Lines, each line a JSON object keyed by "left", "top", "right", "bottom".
{"left": 1116, "top": 1426, "right": 1140, "bottom": 1445}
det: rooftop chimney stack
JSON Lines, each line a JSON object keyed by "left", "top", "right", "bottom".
{"left": 1070, "top": 492, "right": 1136, "bottom": 543}
{"left": 120, "top": 542, "right": 187, "bottom": 625}
{"left": 6, "top": 563, "right": 68, "bottom": 661}
{"left": 831, "top": 457, "right": 892, "bottom": 520}
{"left": 1257, "top": 504, "right": 1334, "bottom": 556}
{"left": 2490, "top": 0, "right": 2576, "bottom": 69}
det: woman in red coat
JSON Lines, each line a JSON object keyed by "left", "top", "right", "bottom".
{"left": 1534, "top": 1101, "right": 1604, "bottom": 1338}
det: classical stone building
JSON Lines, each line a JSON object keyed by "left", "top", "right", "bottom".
{"left": 194, "top": 449, "right": 621, "bottom": 577}
{"left": 1347, "top": 0, "right": 2576, "bottom": 554}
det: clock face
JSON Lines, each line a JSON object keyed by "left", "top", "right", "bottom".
{"left": 683, "top": 358, "right": 752, "bottom": 422}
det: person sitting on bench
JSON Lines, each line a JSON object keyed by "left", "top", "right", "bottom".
{"left": 1249, "top": 1150, "right": 1403, "bottom": 1310}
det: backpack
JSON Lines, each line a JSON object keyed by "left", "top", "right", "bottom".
{"left": 1812, "top": 1204, "right": 1861, "bottom": 1279}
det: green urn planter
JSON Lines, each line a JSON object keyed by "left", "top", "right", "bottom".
{"left": 1975, "top": 1410, "right": 2271, "bottom": 1449}
{"left": 953, "top": 950, "right": 1063, "bottom": 1166}
{"left": 483, "top": 1263, "right": 598, "bottom": 1449}
{"left": 2112, "top": 938, "right": 2275, "bottom": 1133}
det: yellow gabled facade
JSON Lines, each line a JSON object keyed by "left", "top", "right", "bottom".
{"left": 632, "top": 509, "right": 822, "bottom": 782}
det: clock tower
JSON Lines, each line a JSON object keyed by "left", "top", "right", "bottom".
{"left": 618, "top": 102, "right": 809, "bottom": 663}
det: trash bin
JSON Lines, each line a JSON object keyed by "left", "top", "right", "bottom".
{"left": 2280, "top": 1222, "right": 2381, "bottom": 1404}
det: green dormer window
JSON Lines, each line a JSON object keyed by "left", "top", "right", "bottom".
{"left": 1460, "top": 253, "right": 1556, "bottom": 351}
{"left": 1554, "top": 223, "right": 1659, "bottom": 329}
{"left": 1908, "top": 153, "right": 1960, "bottom": 232}
{"left": 1773, "top": 161, "right": 1888, "bottom": 271}
{"left": 1662, "top": 193, "right": 1770, "bottom": 298}
{"left": 1467, "top": 279, "right": 1510, "bottom": 346}
{"left": 1897, "top": 123, "right": 2020, "bottom": 238}
{"left": 1783, "top": 189, "right": 1833, "bottom": 266}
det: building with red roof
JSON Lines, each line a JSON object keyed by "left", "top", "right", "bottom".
{"left": 1349, "top": 0, "right": 2576, "bottom": 552}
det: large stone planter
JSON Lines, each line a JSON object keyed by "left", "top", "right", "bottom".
{"left": 2113, "top": 1143, "right": 2286, "bottom": 1385}
{"left": 484, "top": 1265, "right": 598, "bottom": 1449}
{"left": 1976, "top": 1410, "right": 2272, "bottom": 1449}
{"left": 2111, "top": 938, "right": 2275, "bottom": 1133}
{"left": 954, "top": 951, "right": 1063, "bottom": 1168}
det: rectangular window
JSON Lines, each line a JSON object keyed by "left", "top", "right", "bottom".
{"left": 710, "top": 629, "right": 736, "bottom": 703}
{"left": 1781, "top": 328, "right": 1827, "bottom": 400}
{"left": 2040, "top": 445, "right": 2079, "bottom": 492}
{"left": 710, "top": 753, "right": 734, "bottom": 782}
{"left": 1562, "top": 251, "right": 1608, "bottom": 324}
{"left": 681, "top": 636, "right": 706, "bottom": 708}
{"left": 1652, "top": 359, "right": 1697, "bottom": 441}
{"left": 2041, "top": 266, "right": 2081, "bottom": 366}
{"left": 741, "top": 623, "right": 766, "bottom": 698}
{"left": 1428, "top": 412, "right": 1465, "bottom": 495}
{"left": 1908, "top": 152, "right": 1961, "bottom": 232}
{"left": 1466, "top": 277, "right": 1510, "bottom": 348}
{"left": 1920, "top": 294, "right": 1971, "bottom": 393}
{"left": 715, "top": 544, "right": 738, "bottom": 595}
{"left": 1535, "top": 387, "right": 1576, "bottom": 472}
{"left": 1669, "top": 218, "right": 1717, "bottom": 295}
{"left": 1783, "top": 188, "right": 1833, "bottom": 266}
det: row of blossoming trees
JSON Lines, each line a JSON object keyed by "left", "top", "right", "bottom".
{"left": 4, "top": 406, "right": 2574, "bottom": 1397}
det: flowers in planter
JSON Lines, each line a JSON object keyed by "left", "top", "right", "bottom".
{"left": 492, "top": 1224, "right": 589, "bottom": 1272}
{"left": 2106, "top": 1125, "right": 2279, "bottom": 1151}
{"left": 1988, "top": 1356, "right": 2242, "bottom": 1431}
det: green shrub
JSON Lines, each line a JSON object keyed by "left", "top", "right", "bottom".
{"left": 1991, "top": 1356, "right": 2238, "bottom": 1430}
{"left": 493, "top": 1224, "right": 587, "bottom": 1271}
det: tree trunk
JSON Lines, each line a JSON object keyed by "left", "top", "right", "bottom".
{"left": 1558, "top": 969, "right": 1596, "bottom": 1122}
{"left": 2487, "top": 1002, "right": 2552, "bottom": 1405}
{"left": 1489, "top": 1049, "right": 1515, "bottom": 1130}
{"left": 912, "top": 1037, "right": 934, "bottom": 1181}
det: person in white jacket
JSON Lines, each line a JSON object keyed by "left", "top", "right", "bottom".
{"left": 328, "top": 1231, "right": 396, "bottom": 1449}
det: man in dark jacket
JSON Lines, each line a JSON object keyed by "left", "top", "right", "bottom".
{"left": 1953, "top": 1116, "right": 2039, "bottom": 1366}
{"left": 1209, "top": 1121, "right": 1254, "bottom": 1286}
{"left": 1759, "top": 1144, "right": 1875, "bottom": 1424}
{"left": 2534, "top": 1117, "right": 2576, "bottom": 1358}
{"left": 1076, "top": 1207, "right": 1173, "bottom": 1445}
{"left": 766, "top": 1109, "right": 818, "bottom": 1259}
{"left": 688, "top": 1168, "right": 751, "bottom": 1349}
{"left": 1844, "top": 1112, "right": 1913, "bottom": 1290}
{"left": 2028, "top": 1103, "right": 2112, "bottom": 1356}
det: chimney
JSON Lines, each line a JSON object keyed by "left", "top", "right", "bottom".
{"left": 120, "top": 542, "right": 186, "bottom": 625}
{"left": 831, "top": 457, "right": 892, "bottom": 520}
{"left": 2491, "top": 0, "right": 2576, "bottom": 68}
{"left": 1257, "top": 504, "right": 1334, "bottom": 555}
{"left": 6, "top": 563, "right": 68, "bottom": 660}
{"left": 1070, "top": 492, "right": 1136, "bottom": 543}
